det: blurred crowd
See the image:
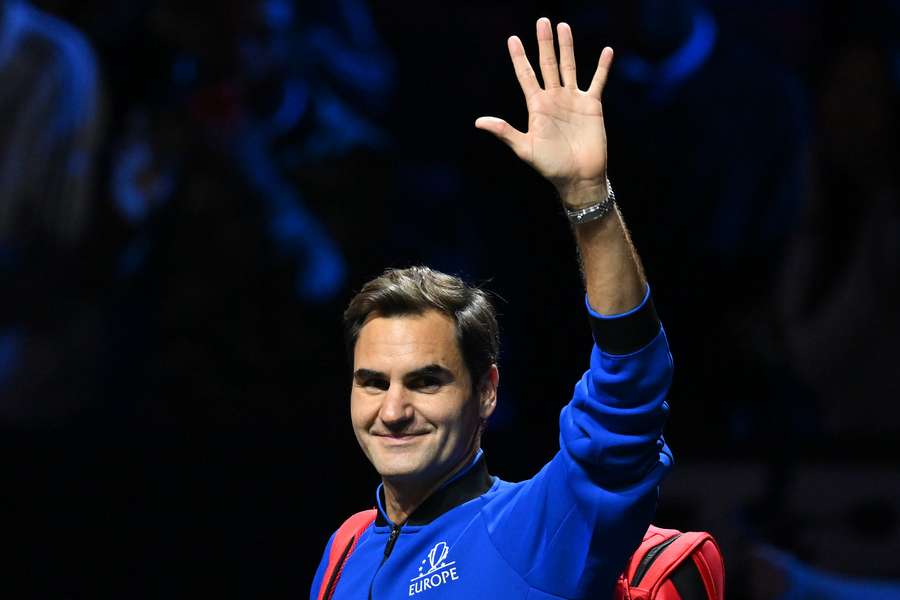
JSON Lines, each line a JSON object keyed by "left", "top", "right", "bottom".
{"left": 1, "top": 0, "right": 898, "bottom": 597}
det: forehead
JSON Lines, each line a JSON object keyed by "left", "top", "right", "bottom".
{"left": 354, "top": 310, "right": 463, "bottom": 372}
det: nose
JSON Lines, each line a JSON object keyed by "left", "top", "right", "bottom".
{"left": 379, "top": 384, "right": 414, "bottom": 429}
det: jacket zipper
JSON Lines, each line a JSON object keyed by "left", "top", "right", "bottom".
{"left": 630, "top": 534, "right": 681, "bottom": 586}
{"left": 367, "top": 524, "right": 401, "bottom": 600}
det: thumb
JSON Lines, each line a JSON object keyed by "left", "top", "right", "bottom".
{"left": 475, "top": 117, "right": 529, "bottom": 160}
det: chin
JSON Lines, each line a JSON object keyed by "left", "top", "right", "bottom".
{"left": 373, "top": 456, "right": 429, "bottom": 480}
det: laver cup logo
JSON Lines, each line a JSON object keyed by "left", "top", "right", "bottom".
{"left": 408, "top": 541, "right": 460, "bottom": 596}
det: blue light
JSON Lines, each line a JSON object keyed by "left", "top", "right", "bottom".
{"left": 234, "top": 132, "right": 347, "bottom": 302}
{"left": 111, "top": 141, "right": 174, "bottom": 225}
{"left": 262, "top": 0, "right": 294, "bottom": 31}
{"left": 617, "top": 8, "right": 717, "bottom": 104}
{"left": 268, "top": 78, "right": 310, "bottom": 134}
{"left": 0, "top": 327, "right": 22, "bottom": 387}
{"left": 172, "top": 54, "right": 198, "bottom": 87}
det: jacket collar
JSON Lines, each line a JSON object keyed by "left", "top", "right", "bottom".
{"left": 374, "top": 450, "right": 493, "bottom": 527}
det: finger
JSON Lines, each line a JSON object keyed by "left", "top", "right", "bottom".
{"left": 475, "top": 116, "right": 529, "bottom": 159}
{"left": 535, "top": 17, "right": 560, "bottom": 88}
{"left": 587, "top": 47, "right": 614, "bottom": 99}
{"left": 507, "top": 36, "right": 541, "bottom": 100}
{"left": 557, "top": 22, "right": 577, "bottom": 89}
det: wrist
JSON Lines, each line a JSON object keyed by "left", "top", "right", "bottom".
{"left": 557, "top": 178, "right": 609, "bottom": 209}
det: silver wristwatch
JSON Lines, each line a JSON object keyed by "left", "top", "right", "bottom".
{"left": 565, "top": 179, "right": 616, "bottom": 225}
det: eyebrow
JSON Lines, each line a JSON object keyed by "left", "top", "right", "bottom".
{"left": 405, "top": 364, "right": 455, "bottom": 383}
{"left": 353, "top": 368, "right": 386, "bottom": 383}
{"left": 352, "top": 364, "right": 455, "bottom": 384}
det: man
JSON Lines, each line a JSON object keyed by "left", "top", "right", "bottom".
{"left": 311, "top": 18, "right": 673, "bottom": 599}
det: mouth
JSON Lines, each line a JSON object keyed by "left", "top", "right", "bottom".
{"left": 373, "top": 432, "right": 428, "bottom": 445}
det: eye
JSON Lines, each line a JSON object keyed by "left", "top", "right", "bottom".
{"left": 411, "top": 376, "right": 443, "bottom": 393}
{"left": 362, "top": 378, "right": 389, "bottom": 391}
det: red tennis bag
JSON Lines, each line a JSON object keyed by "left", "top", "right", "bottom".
{"left": 317, "top": 511, "right": 725, "bottom": 600}
{"left": 614, "top": 526, "right": 725, "bottom": 600}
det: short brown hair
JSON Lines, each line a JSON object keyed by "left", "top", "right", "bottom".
{"left": 343, "top": 266, "right": 499, "bottom": 384}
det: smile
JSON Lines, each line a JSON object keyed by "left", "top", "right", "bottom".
{"left": 375, "top": 433, "right": 427, "bottom": 445}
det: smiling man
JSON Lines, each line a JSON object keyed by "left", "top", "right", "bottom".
{"left": 311, "top": 18, "right": 673, "bottom": 600}
{"left": 350, "top": 299, "right": 497, "bottom": 508}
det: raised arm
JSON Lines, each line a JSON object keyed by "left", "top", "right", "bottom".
{"left": 475, "top": 19, "right": 644, "bottom": 315}
{"left": 475, "top": 20, "right": 672, "bottom": 597}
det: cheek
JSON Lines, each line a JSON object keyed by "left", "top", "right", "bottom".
{"left": 349, "top": 391, "right": 374, "bottom": 428}
{"left": 427, "top": 393, "right": 477, "bottom": 431}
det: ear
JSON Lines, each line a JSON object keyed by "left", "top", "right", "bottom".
{"left": 477, "top": 364, "right": 499, "bottom": 420}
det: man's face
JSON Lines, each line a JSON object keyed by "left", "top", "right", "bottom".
{"left": 350, "top": 310, "right": 495, "bottom": 488}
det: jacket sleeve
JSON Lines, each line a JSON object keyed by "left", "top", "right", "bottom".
{"left": 481, "top": 286, "right": 673, "bottom": 598}
{"left": 309, "top": 532, "right": 336, "bottom": 600}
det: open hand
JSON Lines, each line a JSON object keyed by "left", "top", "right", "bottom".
{"left": 476, "top": 19, "right": 613, "bottom": 206}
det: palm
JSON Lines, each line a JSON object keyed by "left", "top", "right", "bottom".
{"left": 527, "top": 89, "right": 607, "bottom": 187}
{"left": 476, "top": 20, "right": 613, "bottom": 197}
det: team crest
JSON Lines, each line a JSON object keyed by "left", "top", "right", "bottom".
{"left": 408, "top": 541, "right": 460, "bottom": 596}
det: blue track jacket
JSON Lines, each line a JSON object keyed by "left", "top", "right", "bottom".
{"left": 311, "top": 289, "right": 673, "bottom": 599}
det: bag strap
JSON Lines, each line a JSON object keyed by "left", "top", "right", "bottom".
{"left": 670, "top": 534, "right": 725, "bottom": 600}
{"left": 624, "top": 526, "right": 682, "bottom": 584}
{"left": 317, "top": 509, "right": 377, "bottom": 600}
{"left": 639, "top": 530, "right": 723, "bottom": 600}
{"left": 619, "top": 526, "right": 725, "bottom": 600}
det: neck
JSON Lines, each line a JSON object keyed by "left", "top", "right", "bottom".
{"left": 381, "top": 446, "right": 479, "bottom": 525}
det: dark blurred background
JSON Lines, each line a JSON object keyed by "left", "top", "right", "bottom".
{"left": 2, "top": 0, "right": 899, "bottom": 597}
